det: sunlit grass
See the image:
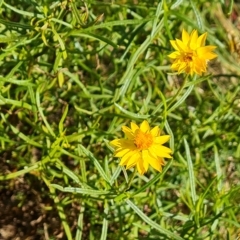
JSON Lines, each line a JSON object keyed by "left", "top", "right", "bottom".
{"left": 0, "top": 0, "right": 240, "bottom": 239}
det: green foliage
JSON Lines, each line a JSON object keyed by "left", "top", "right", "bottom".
{"left": 0, "top": 0, "right": 240, "bottom": 239}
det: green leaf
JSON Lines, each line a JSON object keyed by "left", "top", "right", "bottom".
{"left": 184, "top": 138, "right": 197, "bottom": 206}
{"left": 126, "top": 199, "right": 184, "bottom": 240}
{"left": 51, "top": 184, "right": 112, "bottom": 196}
{"left": 79, "top": 145, "right": 111, "bottom": 184}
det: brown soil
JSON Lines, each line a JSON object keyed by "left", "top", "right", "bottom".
{"left": 0, "top": 175, "right": 64, "bottom": 240}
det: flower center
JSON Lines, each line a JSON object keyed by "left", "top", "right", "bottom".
{"left": 134, "top": 129, "right": 153, "bottom": 150}
{"left": 183, "top": 52, "right": 193, "bottom": 62}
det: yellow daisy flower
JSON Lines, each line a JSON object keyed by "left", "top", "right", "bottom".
{"left": 110, "top": 120, "right": 172, "bottom": 175}
{"left": 168, "top": 29, "right": 217, "bottom": 75}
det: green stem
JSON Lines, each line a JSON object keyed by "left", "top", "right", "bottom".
{"left": 168, "top": 74, "right": 189, "bottom": 109}
{"left": 0, "top": 163, "right": 39, "bottom": 180}
{"left": 43, "top": 176, "right": 73, "bottom": 240}
{"left": 125, "top": 168, "right": 138, "bottom": 190}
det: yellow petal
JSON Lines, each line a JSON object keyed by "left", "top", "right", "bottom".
{"left": 176, "top": 39, "right": 188, "bottom": 52}
{"left": 197, "top": 46, "right": 217, "bottom": 59}
{"left": 136, "top": 160, "right": 146, "bottom": 175}
{"left": 154, "top": 135, "right": 170, "bottom": 144}
{"left": 130, "top": 122, "right": 139, "bottom": 132}
{"left": 119, "top": 150, "right": 138, "bottom": 166}
{"left": 148, "top": 155, "right": 163, "bottom": 172}
{"left": 189, "top": 30, "right": 198, "bottom": 49}
{"left": 148, "top": 150, "right": 166, "bottom": 167}
{"left": 110, "top": 139, "right": 135, "bottom": 149}
{"left": 157, "top": 157, "right": 165, "bottom": 165}
{"left": 150, "top": 126, "right": 160, "bottom": 137}
{"left": 142, "top": 150, "right": 150, "bottom": 172}
{"left": 125, "top": 152, "right": 139, "bottom": 169}
{"left": 194, "top": 58, "right": 206, "bottom": 74}
{"left": 170, "top": 40, "right": 180, "bottom": 51}
{"left": 140, "top": 120, "right": 150, "bottom": 133}
{"left": 196, "top": 32, "right": 207, "bottom": 47}
{"left": 149, "top": 145, "right": 172, "bottom": 158}
{"left": 115, "top": 148, "right": 130, "bottom": 157}
{"left": 168, "top": 51, "right": 180, "bottom": 59}
{"left": 171, "top": 62, "right": 180, "bottom": 70}
{"left": 182, "top": 29, "right": 190, "bottom": 44}
{"left": 122, "top": 126, "right": 134, "bottom": 140}
{"left": 110, "top": 138, "right": 125, "bottom": 147}
{"left": 178, "top": 61, "right": 188, "bottom": 72}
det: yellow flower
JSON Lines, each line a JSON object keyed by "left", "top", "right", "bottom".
{"left": 168, "top": 29, "right": 217, "bottom": 75}
{"left": 110, "top": 120, "right": 172, "bottom": 175}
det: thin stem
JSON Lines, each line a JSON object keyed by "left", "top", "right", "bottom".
{"left": 168, "top": 74, "right": 189, "bottom": 109}
{"left": 125, "top": 168, "right": 138, "bottom": 190}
